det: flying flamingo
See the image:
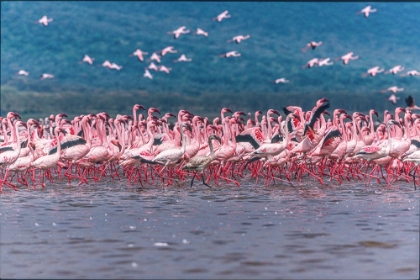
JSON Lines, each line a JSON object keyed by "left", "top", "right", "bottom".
{"left": 405, "top": 95, "right": 420, "bottom": 111}
{"left": 17, "top": 70, "right": 29, "bottom": 76}
{"left": 40, "top": 73, "right": 54, "bottom": 80}
{"left": 357, "top": 5, "right": 377, "bottom": 18}
{"left": 143, "top": 68, "right": 153, "bottom": 79}
{"left": 80, "top": 54, "right": 94, "bottom": 65}
{"left": 362, "top": 66, "right": 384, "bottom": 77}
{"left": 400, "top": 70, "right": 420, "bottom": 77}
{"left": 385, "top": 65, "right": 405, "bottom": 75}
{"left": 336, "top": 52, "right": 360, "bottom": 65}
{"left": 168, "top": 26, "right": 190, "bottom": 39}
{"left": 158, "top": 65, "right": 172, "bottom": 74}
{"left": 220, "top": 51, "right": 241, "bottom": 58}
{"left": 148, "top": 62, "right": 159, "bottom": 71}
{"left": 301, "top": 41, "right": 323, "bottom": 52}
{"left": 213, "top": 10, "right": 231, "bottom": 22}
{"left": 130, "top": 49, "right": 148, "bottom": 62}
{"left": 228, "top": 35, "right": 251, "bottom": 44}
{"left": 173, "top": 54, "right": 192, "bottom": 63}
{"left": 35, "top": 15, "right": 53, "bottom": 26}
{"left": 150, "top": 52, "right": 161, "bottom": 63}
{"left": 388, "top": 94, "right": 400, "bottom": 105}
{"left": 380, "top": 86, "right": 404, "bottom": 94}
{"left": 273, "top": 78, "right": 289, "bottom": 84}
{"left": 110, "top": 63, "right": 123, "bottom": 70}
{"left": 182, "top": 134, "right": 222, "bottom": 187}
{"left": 195, "top": 28, "right": 208, "bottom": 37}
{"left": 318, "top": 58, "right": 333, "bottom": 66}
{"left": 302, "top": 58, "right": 319, "bottom": 69}
{"left": 160, "top": 46, "right": 178, "bottom": 56}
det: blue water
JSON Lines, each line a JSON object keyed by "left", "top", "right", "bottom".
{"left": 2, "top": 2, "right": 420, "bottom": 97}
{"left": 1, "top": 179, "right": 419, "bottom": 279}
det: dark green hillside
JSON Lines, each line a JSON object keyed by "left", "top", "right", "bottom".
{"left": 1, "top": 2, "right": 419, "bottom": 119}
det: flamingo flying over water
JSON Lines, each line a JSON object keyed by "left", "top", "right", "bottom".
{"left": 130, "top": 49, "right": 148, "bottom": 62}
{"left": 301, "top": 41, "right": 323, "bottom": 52}
{"left": 228, "top": 35, "right": 251, "bottom": 44}
{"left": 273, "top": 78, "right": 289, "bottom": 84}
{"left": 388, "top": 94, "right": 400, "bottom": 105}
{"left": 17, "top": 70, "right": 29, "bottom": 76}
{"left": 35, "top": 15, "right": 53, "bottom": 26}
{"left": 405, "top": 95, "right": 420, "bottom": 111}
{"left": 400, "top": 70, "right": 420, "bottom": 77}
{"left": 302, "top": 58, "right": 319, "bottom": 69}
{"left": 380, "top": 86, "right": 404, "bottom": 94}
{"left": 362, "top": 66, "right": 384, "bottom": 77}
{"left": 143, "top": 68, "right": 153, "bottom": 79}
{"left": 195, "top": 28, "right": 208, "bottom": 37}
{"left": 80, "top": 55, "right": 94, "bottom": 65}
{"left": 336, "top": 52, "right": 360, "bottom": 65}
{"left": 173, "top": 54, "right": 192, "bottom": 63}
{"left": 385, "top": 65, "right": 405, "bottom": 75}
{"left": 318, "top": 58, "right": 333, "bottom": 66}
{"left": 357, "top": 5, "right": 377, "bottom": 18}
{"left": 220, "top": 51, "right": 241, "bottom": 58}
{"left": 40, "top": 73, "right": 54, "bottom": 80}
{"left": 168, "top": 26, "right": 190, "bottom": 39}
{"left": 160, "top": 46, "right": 178, "bottom": 56}
{"left": 213, "top": 10, "right": 231, "bottom": 22}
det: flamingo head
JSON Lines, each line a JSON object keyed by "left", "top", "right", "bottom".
{"left": 221, "top": 108, "right": 233, "bottom": 114}
{"left": 133, "top": 104, "right": 146, "bottom": 111}
{"left": 7, "top": 111, "right": 21, "bottom": 120}
{"left": 268, "top": 109, "right": 280, "bottom": 116}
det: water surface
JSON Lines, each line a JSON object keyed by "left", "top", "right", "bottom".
{"left": 1, "top": 179, "right": 419, "bottom": 279}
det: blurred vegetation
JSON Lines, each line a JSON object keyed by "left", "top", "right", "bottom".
{"left": 1, "top": 2, "right": 419, "bottom": 120}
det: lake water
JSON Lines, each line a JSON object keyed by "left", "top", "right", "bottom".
{"left": 1, "top": 178, "right": 419, "bottom": 279}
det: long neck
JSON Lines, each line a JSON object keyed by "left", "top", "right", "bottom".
{"left": 369, "top": 111, "right": 375, "bottom": 135}
{"left": 14, "top": 123, "right": 22, "bottom": 155}
{"left": 209, "top": 137, "right": 215, "bottom": 160}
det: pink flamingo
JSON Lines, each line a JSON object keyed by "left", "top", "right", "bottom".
{"left": 336, "top": 52, "right": 360, "bottom": 65}
{"left": 148, "top": 62, "right": 159, "bottom": 71}
{"left": 35, "top": 15, "right": 53, "bottom": 26}
{"left": 357, "top": 5, "right": 377, "bottom": 18}
{"left": 273, "top": 78, "right": 289, "bottom": 84}
{"left": 195, "top": 28, "right": 208, "bottom": 37}
{"left": 130, "top": 49, "right": 148, "bottom": 62}
{"left": 380, "top": 86, "right": 404, "bottom": 94}
{"left": 362, "top": 66, "right": 384, "bottom": 77}
{"left": 318, "top": 58, "right": 333, "bottom": 66}
{"left": 302, "top": 58, "right": 319, "bottom": 69}
{"left": 168, "top": 26, "right": 190, "bottom": 39}
{"left": 400, "top": 70, "right": 420, "bottom": 77}
{"left": 150, "top": 53, "right": 161, "bottom": 63}
{"left": 388, "top": 94, "right": 400, "bottom": 105}
{"left": 143, "top": 68, "right": 153, "bottom": 79}
{"left": 228, "top": 35, "right": 251, "bottom": 44}
{"left": 160, "top": 46, "right": 178, "bottom": 56}
{"left": 213, "top": 10, "right": 231, "bottom": 22}
{"left": 40, "top": 73, "right": 54, "bottom": 80}
{"left": 385, "top": 65, "right": 405, "bottom": 75}
{"left": 220, "top": 51, "right": 241, "bottom": 58}
{"left": 301, "top": 41, "right": 323, "bottom": 52}
{"left": 80, "top": 55, "right": 94, "bottom": 65}
{"left": 17, "top": 70, "right": 29, "bottom": 76}
{"left": 158, "top": 65, "right": 172, "bottom": 74}
{"left": 405, "top": 95, "right": 420, "bottom": 111}
{"left": 173, "top": 54, "right": 192, "bottom": 63}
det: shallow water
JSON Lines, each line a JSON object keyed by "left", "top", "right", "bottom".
{"left": 1, "top": 179, "right": 419, "bottom": 279}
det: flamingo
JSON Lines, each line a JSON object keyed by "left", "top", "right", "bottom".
{"left": 405, "top": 96, "right": 420, "bottom": 111}
{"left": 318, "top": 58, "right": 333, "bottom": 66}
{"left": 183, "top": 134, "right": 222, "bottom": 187}
{"left": 195, "top": 28, "right": 208, "bottom": 37}
{"left": 357, "top": 5, "right": 377, "bottom": 18}
{"left": 110, "top": 63, "right": 123, "bottom": 70}
{"left": 213, "top": 10, "right": 231, "bottom": 22}
{"left": 385, "top": 65, "right": 405, "bottom": 75}
{"left": 228, "top": 35, "right": 251, "bottom": 44}
{"left": 353, "top": 120, "right": 399, "bottom": 161}
{"left": 388, "top": 94, "right": 400, "bottom": 105}
{"left": 36, "top": 15, "right": 53, "bottom": 26}
{"left": 336, "top": 52, "right": 360, "bottom": 65}
{"left": 160, "top": 46, "right": 178, "bottom": 56}
{"left": 362, "top": 66, "right": 384, "bottom": 77}
{"left": 173, "top": 54, "right": 192, "bottom": 63}
{"left": 40, "top": 73, "right": 54, "bottom": 80}
{"left": 302, "top": 58, "right": 319, "bottom": 69}
{"left": 150, "top": 53, "right": 161, "bottom": 63}
{"left": 158, "top": 65, "right": 172, "bottom": 74}
{"left": 17, "top": 70, "right": 29, "bottom": 76}
{"left": 0, "top": 120, "right": 26, "bottom": 192}
{"left": 168, "top": 26, "right": 190, "bottom": 39}
{"left": 130, "top": 49, "right": 148, "bottom": 62}
{"left": 148, "top": 62, "right": 159, "bottom": 71}
{"left": 30, "top": 127, "right": 66, "bottom": 187}
{"left": 400, "top": 70, "right": 420, "bottom": 77}
{"left": 301, "top": 41, "right": 323, "bottom": 52}
{"left": 143, "top": 68, "right": 153, "bottom": 79}
{"left": 220, "top": 51, "right": 241, "bottom": 58}
{"left": 273, "top": 78, "right": 289, "bottom": 84}
{"left": 80, "top": 55, "right": 94, "bottom": 65}
{"left": 380, "top": 86, "right": 404, "bottom": 94}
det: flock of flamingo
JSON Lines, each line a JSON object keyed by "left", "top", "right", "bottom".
{"left": 1, "top": 97, "right": 420, "bottom": 192}
{"left": 3, "top": 5, "right": 420, "bottom": 191}
{"left": 16, "top": 6, "right": 419, "bottom": 109}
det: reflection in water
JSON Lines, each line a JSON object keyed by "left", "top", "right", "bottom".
{"left": 0, "top": 181, "right": 419, "bottom": 279}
